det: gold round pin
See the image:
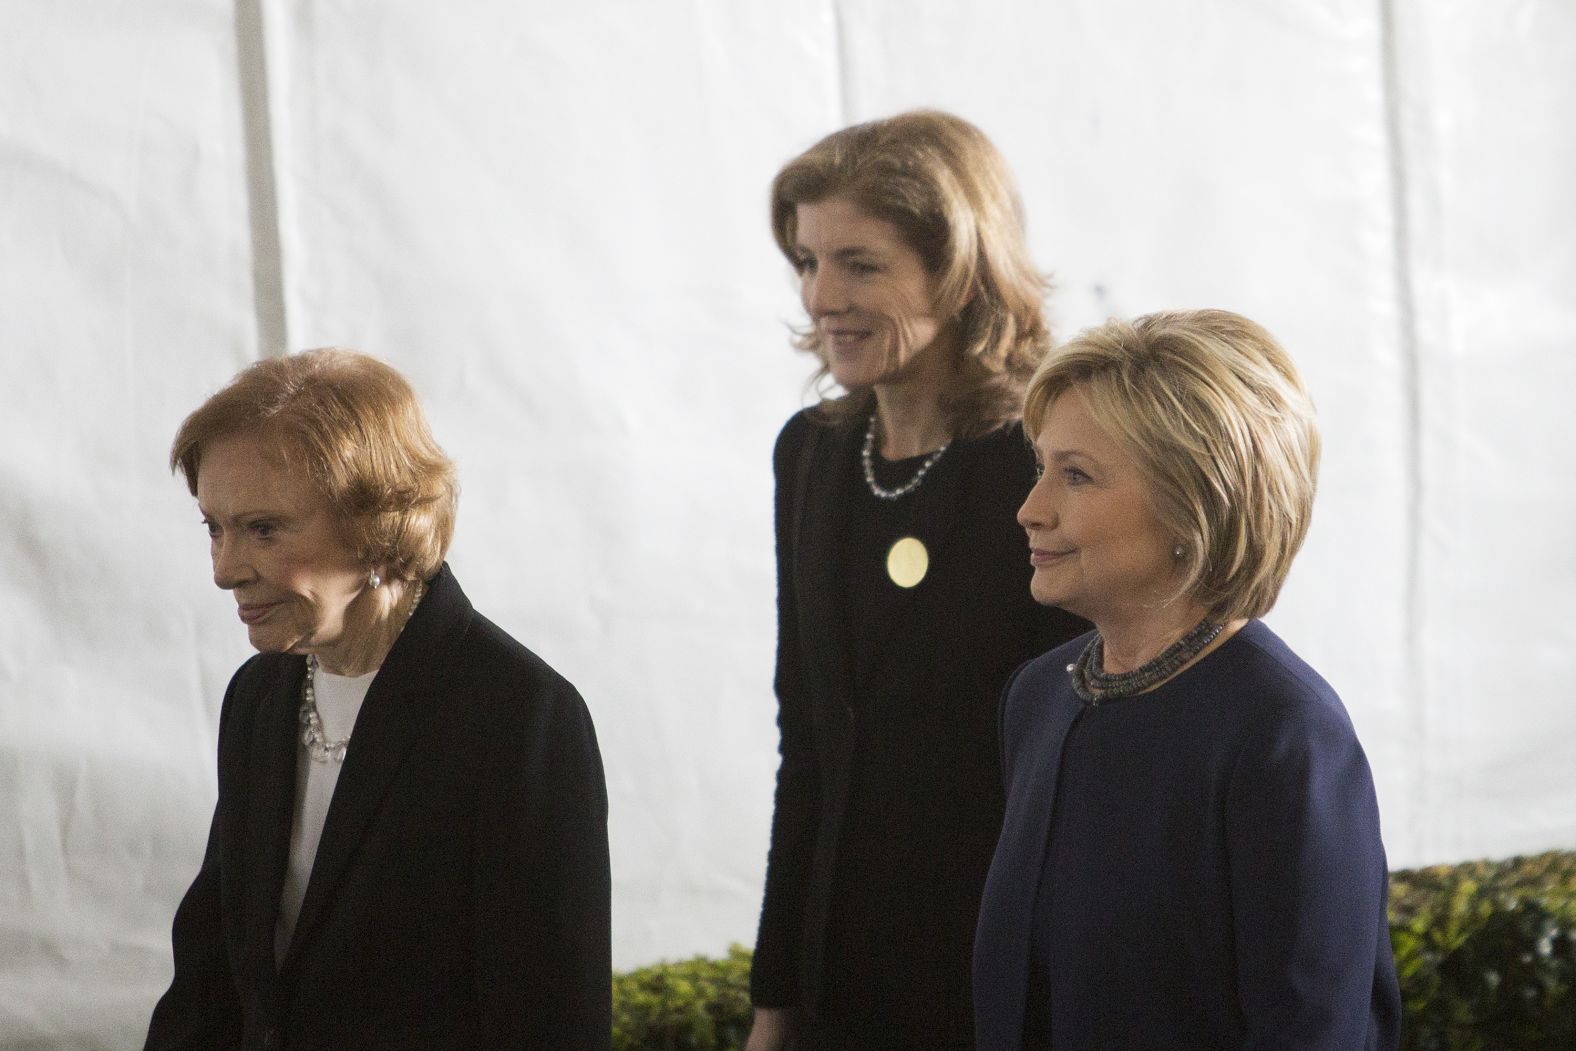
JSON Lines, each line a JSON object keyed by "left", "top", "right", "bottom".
{"left": 886, "top": 536, "right": 929, "bottom": 588}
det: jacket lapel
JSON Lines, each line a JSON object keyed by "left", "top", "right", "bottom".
{"left": 793, "top": 419, "right": 859, "bottom": 711}
{"left": 976, "top": 671, "right": 1085, "bottom": 1048}
{"left": 241, "top": 659, "right": 302, "bottom": 987}
{"left": 280, "top": 564, "right": 472, "bottom": 967}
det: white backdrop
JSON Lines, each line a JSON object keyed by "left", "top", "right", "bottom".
{"left": 2, "top": 1, "right": 1572, "bottom": 1046}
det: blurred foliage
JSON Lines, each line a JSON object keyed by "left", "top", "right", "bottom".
{"left": 1390, "top": 850, "right": 1576, "bottom": 1050}
{"left": 610, "top": 852, "right": 1576, "bottom": 1050}
{"left": 612, "top": 943, "right": 753, "bottom": 1051}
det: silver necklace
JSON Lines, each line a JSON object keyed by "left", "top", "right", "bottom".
{"left": 1068, "top": 618, "right": 1223, "bottom": 705}
{"left": 861, "top": 415, "right": 950, "bottom": 501}
{"left": 300, "top": 580, "right": 424, "bottom": 763}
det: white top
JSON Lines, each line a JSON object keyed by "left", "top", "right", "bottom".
{"left": 274, "top": 662, "right": 376, "bottom": 964}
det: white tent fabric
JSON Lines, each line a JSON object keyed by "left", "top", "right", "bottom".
{"left": 1, "top": 1, "right": 1572, "bottom": 1045}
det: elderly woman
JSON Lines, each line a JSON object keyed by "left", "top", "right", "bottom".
{"left": 145, "top": 350, "right": 611, "bottom": 1050}
{"left": 748, "top": 111, "right": 1088, "bottom": 1051}
{"left": 973, "top": 310, "right": 1400, "bottom": 1049}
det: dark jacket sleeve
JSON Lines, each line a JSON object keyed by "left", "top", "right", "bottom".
{"left": 1226, "top": 696, "right": 1399, "bottom": 1050}
{"left": 144, "top": 672, "right": 247, "bottom": 1051}
{"left": 473, "top": 663, "right": 612, "bottom": 1049}
{"left": 751, "top": 413, "right": 819, "bottom": 1008}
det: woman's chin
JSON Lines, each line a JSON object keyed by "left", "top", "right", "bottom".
{"left": 245, "top": 625, "right": 299, "bottom": 654}
{"left": 827, "top": 349, "right": 894, "bottom": 390}
{"left": 1029, "top": 580, "right": 1079, "bottom": 618}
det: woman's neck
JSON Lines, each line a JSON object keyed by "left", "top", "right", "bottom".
{"left": 1096, "top": 604, "right": 1248, "bottom": 686}
{"left": 1096, "top": 600, "right": 1215, "bottom": 674}
{"left": 871, "top": 346, "right": 956, "bottom": 458}
{"left": 311, "top": 579, "right": 423, "bottom": 677}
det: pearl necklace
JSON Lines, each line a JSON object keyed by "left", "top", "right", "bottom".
{"left": 1068, "top": 618, "right": 1223, "bottom": 705}
{"left": 299, "top": 580, "right": 425, "bottom": 763}
{"left": 861, "top": 415, "right": 950, "bottom": 501}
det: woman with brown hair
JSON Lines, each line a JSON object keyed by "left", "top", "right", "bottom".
{"left": 748, "top": 111, "right": 1087, "bottom": 1050}
{"left": 145, "top": 349, "right": 611, "bottom": 1050}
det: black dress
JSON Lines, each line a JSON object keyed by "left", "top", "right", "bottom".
{"left": 751, "top": 411, "right": 1086, "bottom": 1049}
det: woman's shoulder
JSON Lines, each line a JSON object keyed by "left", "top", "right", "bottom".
{"left": 457, "top": 612, "right": 583, "bottom": 701}
{"left": 1205, "top": 621, "right": 1359, "bottom": 745}
{"left": 1204, "top": 624, "right": 1382, "bottom": 826}
{"left": 1222, "top": 622, "right": 1340, "bottom": 700}
{"left": 448, "top": 614, "right": 602, "bottom": 756}
{"left": 958, "top": 418, "right": 1033, "bottom": 467}
{"left": 772, "top": 408, "right": 814, "bottom": 462}
{"left": 773, "top": 407, "right": 868, "bottom": 486}
{"left": 952, "top": 418, "right": 1036, "bottom": 505}
{"left": 773, "top": 405, "right": 857, "bottom": 453}
{"left": 1001, "top": 634, "right": 1093, "bottom": 715}
{"left": 415, "top": 566, "right": 581, "bottom": 701}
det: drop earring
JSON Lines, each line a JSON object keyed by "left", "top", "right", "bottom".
{"left": 368, "top": 569, "right": 382, "bottom": 590}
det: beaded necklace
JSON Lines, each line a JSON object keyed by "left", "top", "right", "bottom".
{"left": 860, "top": 415, "right": 949, "bottom": 501}
{"left": 1069, "top": 617, "right": 1223, "bottom": 705}
{"left": 299, "top": 580, "right": 425, "bottom": 763}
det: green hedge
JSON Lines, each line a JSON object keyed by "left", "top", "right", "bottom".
{"left": 612, "top": 943, "right": 754, "bottom": 1051}
{"left": 612, "top": 851, "right": 1576, "bottom": 1051}
{"left": 1389, "top": 850, "right": 1576, "bottom": 1050}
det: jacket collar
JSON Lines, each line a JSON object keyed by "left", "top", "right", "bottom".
{"left": 252, "top": 563, "right": 474, "bottom": 972}
{"left": 241, "top": 659, "right": 301, "bottom": 989}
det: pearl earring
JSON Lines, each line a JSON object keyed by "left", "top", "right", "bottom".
{"left": 368, "top": 570, "right": 382, "bottom": 590}
{"left": 1172, "top": 544, "right": 1186, "bottom": 560}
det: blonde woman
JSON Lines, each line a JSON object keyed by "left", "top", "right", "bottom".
{"left": 975, "top": 311, "right": 1399, "bottom": 1050}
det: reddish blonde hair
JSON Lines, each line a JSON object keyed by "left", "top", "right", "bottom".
{"left": 171, "top": 348, "right": 457, "bottom": 580}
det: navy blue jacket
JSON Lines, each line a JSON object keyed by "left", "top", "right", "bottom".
{"left": 974, "top": 620, "right": 1399, "bottom": 1050}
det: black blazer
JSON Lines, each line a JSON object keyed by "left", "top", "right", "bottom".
{"left": 751, "top": 411, "right": 1086, "bottom": 1030}
{"left": 146, "top": 564, "right": 611, "bottom": 1051}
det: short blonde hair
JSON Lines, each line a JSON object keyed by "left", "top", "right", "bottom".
{"left": 171, "top": 349, "right": 457, "bottom": 581}
{"left": 770, "top": 109, "right": 1050, "bottom": 437}
{"left": 1024, "top": 310, "right": 1320, "bottom": 621}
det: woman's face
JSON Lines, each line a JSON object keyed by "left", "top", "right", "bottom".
{"left": 196, "top": 433, "right": 370, "bottom": 659}
{"left": 791, "top": 197, "right": 951, "bottom": 389}
{"left": 1017, "top": 387, "right": 1181, "bottom": 632}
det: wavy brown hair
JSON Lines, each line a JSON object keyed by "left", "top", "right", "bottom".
{"left": 771, "top": 110, "right": 1051, "bottom": 438}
